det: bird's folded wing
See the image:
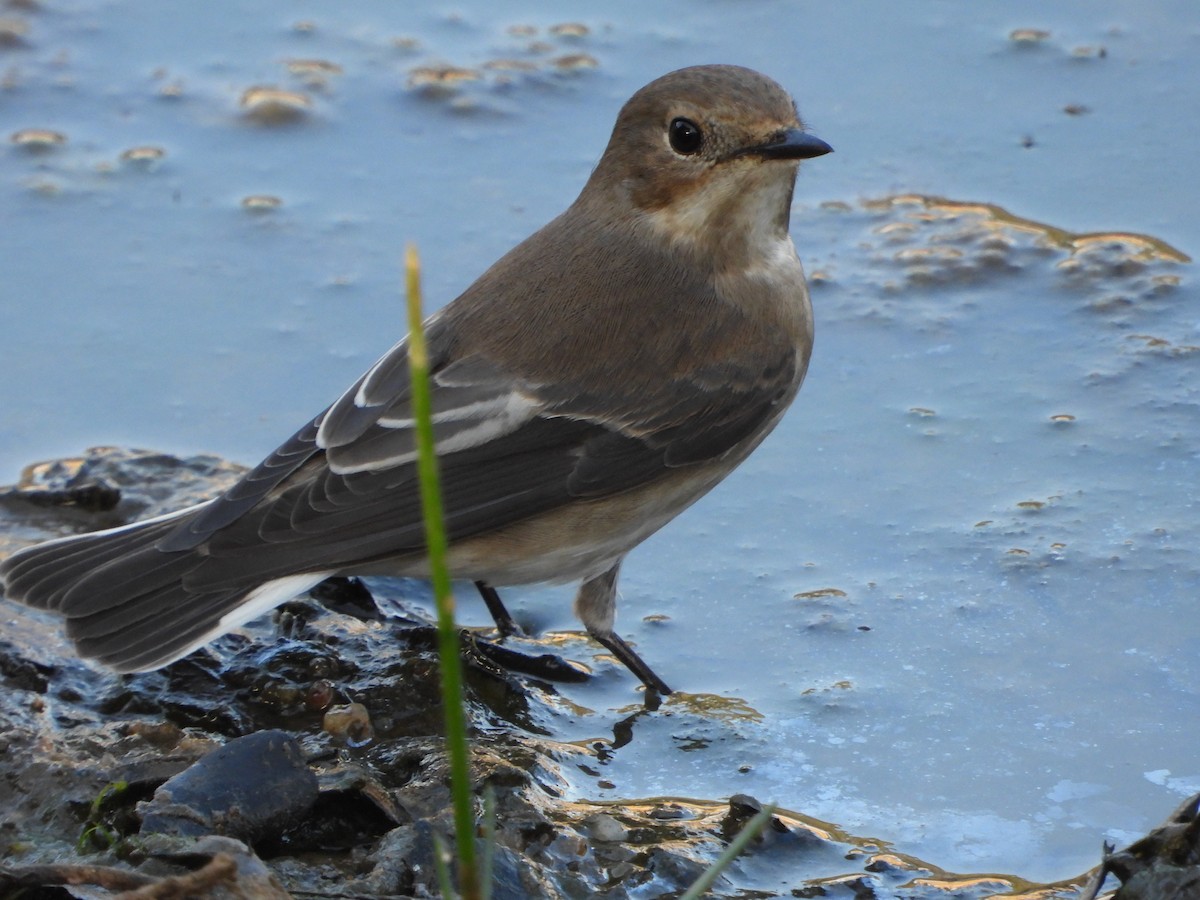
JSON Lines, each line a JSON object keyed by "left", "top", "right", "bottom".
{"left": 158, "top": 323, "right": 523, "bottom": 550}
{"left": 162, "top": 316, "right": 797, "bottom": 578}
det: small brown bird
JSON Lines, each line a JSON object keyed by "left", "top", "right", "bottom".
{"left": 0, "top": 65, "right": 830, "bottom": 694}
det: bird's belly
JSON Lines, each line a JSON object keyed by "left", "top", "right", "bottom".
{"left": 374, "top": 459, "right": 737, "bottom": 587}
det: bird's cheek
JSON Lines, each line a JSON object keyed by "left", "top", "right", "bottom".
{"left": 628, "top": 169, "right": 705, "bottom": 214}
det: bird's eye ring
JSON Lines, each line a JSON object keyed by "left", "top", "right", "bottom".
{"left": 668, "top": 117, "right": 703, "bottom": 155}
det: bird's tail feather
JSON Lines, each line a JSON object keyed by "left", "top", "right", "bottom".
{"left": 0, "top": 512, "right": 324, "bottom": 673}
{"left": 2, "top": 517, "right": 179, "bottom": 610}
{"left": 69, "top": 582, "right": 236, "bottom": 671}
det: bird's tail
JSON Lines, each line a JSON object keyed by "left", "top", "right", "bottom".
{"left": 0, "top": 510, "right": 326, "bottom": 672}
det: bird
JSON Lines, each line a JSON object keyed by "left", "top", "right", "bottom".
{"left": 0, "top": 64, "right": 831, "bottom": 695}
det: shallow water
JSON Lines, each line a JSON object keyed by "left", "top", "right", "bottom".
{"left": 1, "top": 0, "right": 1197, "bottom": 888}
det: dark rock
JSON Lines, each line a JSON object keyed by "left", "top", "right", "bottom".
{"left": 138, "top": 729, "right": 318, "bottom": 843}
{"left": 1082, "top": 793, "right": 1200, "bottom": 899}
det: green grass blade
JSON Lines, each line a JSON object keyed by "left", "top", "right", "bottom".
{"left": 406, "top": 244, "right": 481, "bottom": 900}
{"left": 432, "top": 832, "right": 458, "bottom": 899}
{"left": 480, "top": 786, "right": 496, "bottom": 900}
{"left": 679, "top": 804, "right": 776, "bottom": 900}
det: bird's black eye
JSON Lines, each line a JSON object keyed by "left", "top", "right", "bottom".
{"left": 668, "top": 117, "right": 703, "bottom": 155}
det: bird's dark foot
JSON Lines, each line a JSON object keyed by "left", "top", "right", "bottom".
{"left": 402, "top": 625, "right": 587, "bottom": 683}
{"left": 466, "top": 633, "right": 589, "bottom": 683}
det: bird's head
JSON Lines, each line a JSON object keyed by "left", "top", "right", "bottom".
{"left": 581, "top": 65, "right": 831, "bottom": 270}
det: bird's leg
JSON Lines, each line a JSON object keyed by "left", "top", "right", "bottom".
{"left": 576, "top": 562, "right": 673, "bottom": 696}
{"left": 473, "top": 580, "right": 523, "bottom": 638}
{"left": 594, "top": 632, "right": 672, "bottom": 697}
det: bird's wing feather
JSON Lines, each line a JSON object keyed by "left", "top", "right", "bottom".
{"left": 158, "top": 322, "right": 541, "bottom": 550}
{"left": 169, "top": 334, "right": 796, "bottom": 588}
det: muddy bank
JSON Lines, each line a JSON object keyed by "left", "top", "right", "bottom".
{"left": 0, "top": 446, "right": 1193, "bottom": 898}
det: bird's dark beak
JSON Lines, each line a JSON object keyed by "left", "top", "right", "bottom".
{"left": 744, "top": 128, "right": 833, "bottom": 160}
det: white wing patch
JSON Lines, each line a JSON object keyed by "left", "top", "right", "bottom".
{"left": 325, "top": 389, "right": 542, "bottom": 476}
{"left": 376, "top": 389, "right": 538, "bottom": 428}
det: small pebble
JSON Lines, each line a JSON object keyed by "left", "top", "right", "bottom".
{"left": 306, "top": 679, "right": 334, "bottom": 711}
{"left": 1009, "top": 28, "right": 1050, "bottom": 43}
{"left": 120, "top": 145, "right": 166, "bottom": 168}
{"left": 793, "top": 588, "right": 847, "bottom": 600}
{"left": 240, "top": 86, "right": 312, "bottom": 124}
{"left": 10, "top": 127, "right": 66, "bottom": 150}
{"left": 407, "top": 65, "right": 479, "bottom": 91}
{"left": 285, "top": 58, "right": 342, "bottom": 76}
{"left": 585, "top": 813, "right": 628, "bottom": 843}
{"left": 483, "top": 58, "right": 538, "bottom": 72}
{"left": 324, "top": 701, "right": 374, "bottom": 747}
{"left": 551, "top": 53, "right": 598, "bottom": 71}
{"left": 242, "top": 194, "right": 283, "bottom": 212}
{"left": 549, "top": 23, "right": 589, "bottom": 38}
